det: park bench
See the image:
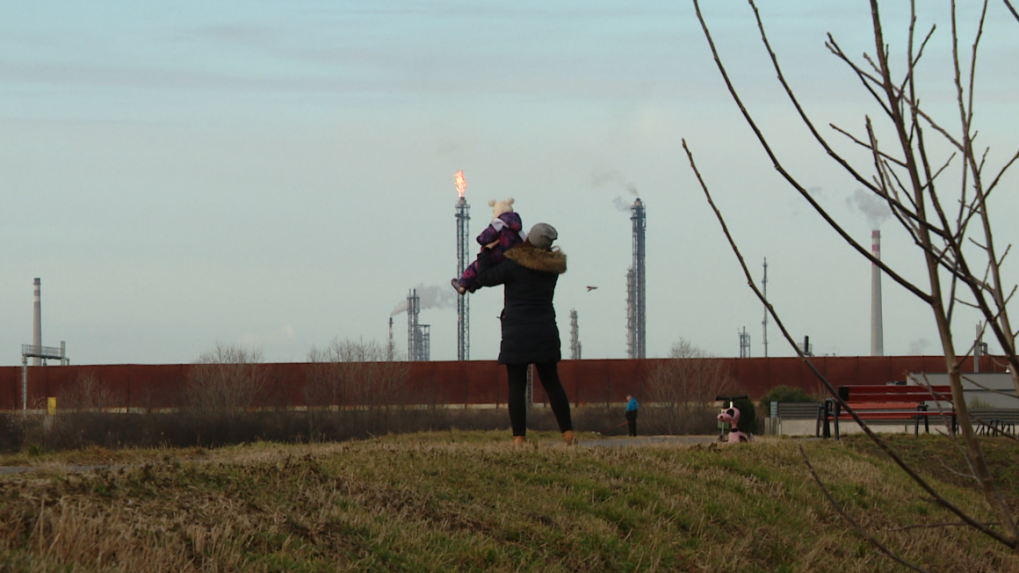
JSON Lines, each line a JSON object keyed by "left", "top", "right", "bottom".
{"left": 970, "top": 408, "right": 1019, "bottom": 437}
{"left": 763, "top": 402, "right": 824, "bottom": 436}
{"left": 818, "top": 384, "right": 955, "bottom": 440}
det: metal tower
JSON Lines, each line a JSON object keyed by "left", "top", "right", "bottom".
{"left": 420, "top": 326, "right": 431, "bottom": 361}
{"left": 454, "top": 171, "right": 470, "bottom": 360}
{"left": 406, "top": 289, "right": 430, "bottom": 362}
{"left": 739, "top": 327, "right": 751, "bottom": 358}
{"left": 626, "top": 268, "right": 635, "bottom": 357}
{"left": 569, "top": 309, "right": 581, "bottom": 360}
{"left": 407, "top": 289, "right": 419, "bottom": 361}
{"left": 627, "top": 198, "right": 646, "bottom": 359}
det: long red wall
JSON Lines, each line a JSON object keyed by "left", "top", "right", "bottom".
{"left": 0, "top": 355, "right": 1000, "bottom": 412}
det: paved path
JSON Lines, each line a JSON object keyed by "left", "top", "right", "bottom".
{"left": 580, "top": 435, "right": 718, "bottom": 448}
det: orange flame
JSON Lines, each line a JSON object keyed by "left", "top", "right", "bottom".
{"left": 455, "top": 170, "right": 466, "bottom": 198}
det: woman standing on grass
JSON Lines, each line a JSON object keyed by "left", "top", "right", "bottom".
{"left": 476, "top": 222, "right": 575, "bottom": 446}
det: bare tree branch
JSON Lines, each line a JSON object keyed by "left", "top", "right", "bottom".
{"left": 985, "top": 147, "right": 1019, "bottom": 197}
{"left": 826, "top": 36, "right": 894, "bottom": 119}
{"left": 682, "top": 137, "right": 1013, "bottom": 545}
{"left": 690, "top": 0, "right": 933, "bottom": 304}
{"left": 831, "top": 123, "right": 908, "bottom": 168}
{"left": 691, "top": 0, "right": 1019, "bottom": 550}
{"left": 799, "top": 445, "right": 933, "bottom": 573}
{"left": 937, "top": 456, "right": 981, "bottom": 482}
{"left": 1005, "top": 0, "right": 1019, "bottom": 22}
{"left": 960, "top": 373, "right": 1019, "bottom": 403}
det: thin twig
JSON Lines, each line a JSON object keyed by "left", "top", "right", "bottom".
{"left": 826, "top": 35, "right": 894, "bottom": 119}
{"left": 936, "top": 456, "right": 980, "bottom": 481}
{"left": 914, "top": 373, "right": 972, "bottom": 469}
{"left": 799, "top": 445, "right": 933, "bottom": 573}
{"left": 960, "top": 373, "right": 1019, "bottom": 402}
{"left": 983, "top": 145, "right": 1019, "bottom": 206}
{"left": 831, "top": 123, "right": 908, "bottom": 168}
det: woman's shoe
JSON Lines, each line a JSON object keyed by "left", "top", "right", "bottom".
{"left": 512, "top": 435, "right": 527, "bottom": 447}
{"left": 562, "top": 430, "right": 577, "bottom": 446}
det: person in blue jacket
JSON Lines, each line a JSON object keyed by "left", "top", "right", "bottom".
{"left": 625, "top": 394, "right": 639, "bottom": 437}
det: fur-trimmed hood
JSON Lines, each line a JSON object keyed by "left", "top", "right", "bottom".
{"left": 505, "top": 243, "right": 567, "bottom": 274}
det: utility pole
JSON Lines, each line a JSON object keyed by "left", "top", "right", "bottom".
{"left": 761, "top": 258, "right": 769, "bottom": 358}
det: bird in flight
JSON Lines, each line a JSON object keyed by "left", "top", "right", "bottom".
{"left": 586, "top": 286, "right": 598, "bottom": 292}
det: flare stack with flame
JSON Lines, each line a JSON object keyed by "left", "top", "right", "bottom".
{"left": 454, "top": 170, "right": 470, "bottom": 360}
{"left": 455, "top": 170, "right": 466, "bottom": 199}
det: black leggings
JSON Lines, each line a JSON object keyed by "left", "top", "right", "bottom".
{"left": 506, "top": 362, "right": 573, "bottom": 437}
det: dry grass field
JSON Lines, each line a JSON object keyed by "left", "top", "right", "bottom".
{"left": 1, "top": 431, "right": 1018, "bottom": 572}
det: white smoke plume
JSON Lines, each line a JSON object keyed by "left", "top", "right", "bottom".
{"left": 390, "top": 283, "right": 458, "bottom": 316}
{"left": 847, "top": 188, "right": 891, "bottom": 229}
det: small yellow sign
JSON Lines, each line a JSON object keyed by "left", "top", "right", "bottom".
{"left": 47, "top": 397, "right": 56, "bottom": 415}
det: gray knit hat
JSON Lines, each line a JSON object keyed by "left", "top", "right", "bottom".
{"left": 527, "top": 222, "right": 557, "bottom": 249}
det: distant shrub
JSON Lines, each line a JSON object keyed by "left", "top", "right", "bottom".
{"left": 57, "top": 371, "right": 121, "bottom": 412}
{"left": 968, "top": 396, "right": 993, "bottom": 409}
{"left": 304, "top": 338, "right": 411, "bottom": 438}
{"left": 643, "top": 339, "right": 739, "bottom": 434}
{"left": 759, "top": 385, "right": 817, "bottom": 415}
{"left": 9, "top": 404, "right": 651, "bottom": 452}
{"left": 181, "top": 344, "right": 269, "bottom": 414}
{"left": 0, "top": 414, "right": 25, "bottom": 453}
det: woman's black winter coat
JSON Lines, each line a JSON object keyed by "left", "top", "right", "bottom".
{"left": 476, "top": 243, "right": 567, "bottom": 365}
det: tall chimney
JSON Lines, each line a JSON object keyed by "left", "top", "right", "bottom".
{"left": 33, "top": 278, "right": 42, "bottom": 366}
{"left": 871, "top": 230, "right": 884, "bottom": 356}
{"left": 388, "top": 317, "right": 394, "bottom": 361}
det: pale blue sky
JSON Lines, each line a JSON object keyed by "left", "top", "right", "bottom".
{"left": 2, "top": 1, "right": 1018, "bottom": 365}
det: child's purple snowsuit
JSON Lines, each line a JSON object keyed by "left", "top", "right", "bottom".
{"left": 458, "top": 211, "right": 525, "bottom": 293}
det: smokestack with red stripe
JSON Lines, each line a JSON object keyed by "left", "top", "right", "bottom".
{"left": 33, "top": 278, "right": 41, "bottom": 366}
{"left": 871, "top": 231, "right": 884, "bottom": 356}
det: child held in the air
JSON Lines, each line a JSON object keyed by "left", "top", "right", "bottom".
{"left": 451, "top": 198, "right": 526, "bottom": 295}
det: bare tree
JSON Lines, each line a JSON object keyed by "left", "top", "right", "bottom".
{"left": 644, "top": 339, "right": 737, "bottom": 434}
{"left": 305, "top": 338, "right": 409, "bottom": 432}
{"left": 182, "top": 344, "right": 269, "bottom": 414}
{"left": 689, "top": 0, "right": 1019, "bottom": 555}
{"left": 57, "top": 372, "right": 118, "bottom": 413}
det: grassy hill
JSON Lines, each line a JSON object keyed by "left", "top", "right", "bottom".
{"left": 1, "top": 432, "right": 1017, "bottom": 572}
